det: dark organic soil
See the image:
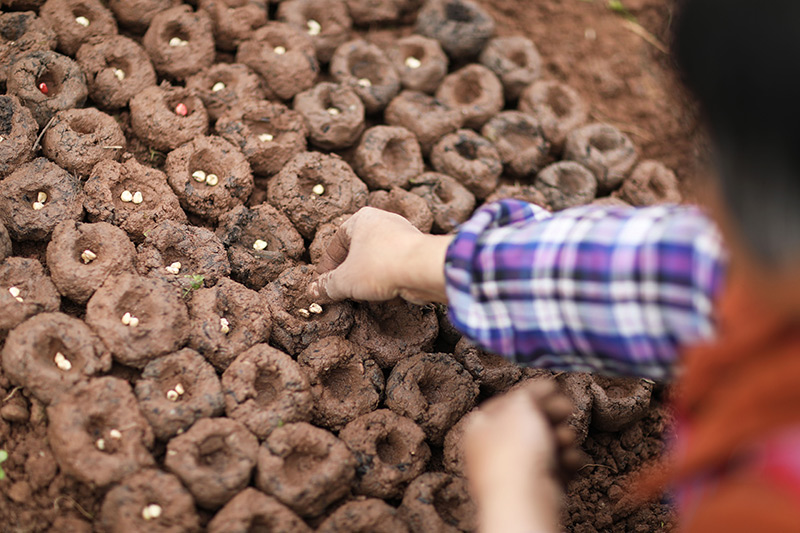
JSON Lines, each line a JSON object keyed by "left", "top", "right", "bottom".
{"left": 353, "top": 125, "right": 424, "bottom": 190}
{"left": 399, "top": 472, "right": 477, "bottom": 533}
{"left": 453, "top": 337, "right": 522, "bottom": 395}
{"left": 129, "top": 85, "right": 209, "bottom": 152}
{"left": 142, "top": 5, "right": 215, "bottom": 81}
{"left": 207, "top": 487, "right": 311, "bottom": 533}
{"left": 409, "top": 172, "right": 476, "bottom": 234}
{"left": 368, "top": 187, "right": 434, "bottom": 232}
{"left": 0, "top": 95, "right": 38, "bottom": 178}
{"left": 39, "top": 0, "right": 118, "bottom": 57}
{"left": 317, "top": 498, "right": 410, "bottom": 533}
{"left": 294, "top": 82, "right": 366, "bottom": 151}
{"left": 186, "top": 63, "right": 266, "bottom": 122}
{"left": 0, "top": 11, "right": 56, "bottom": 85}
{"left": 0, "top": 256, "right": 61, "bottom": 332}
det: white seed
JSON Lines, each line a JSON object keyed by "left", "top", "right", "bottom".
{"left": 326, "top": 107, "right": 340, "bottom": 116}
{"left": 192, "top": 170, "right": 207, "bottom": 182}
{"left": 81, "top": 249, "right": 97, "bottom": 264}
{"left": 211, "top": 81, "right": 226, "bottom": 92}
{"left": 113, "top": 68, "right": 125, "bottom": 81}
{"left": 54, "top": 352, "right": 72, "bottom": 371}
{"left": 120, "top": 190, "right": 133, "bottom": 203}
{"left": 307, "top": 19, "right": 321, "bottom": 36}
{"left": 169, "top": 37, "right": 188, "bottom": 47}
{"left": 142, "top": 503, "right": 163, "bottom": 521}
{"left": 0, "top": 136, "right": 4, "bottom": 143}
{"left": 405, "top": 56, "right": 422, "bottom": 69}
{"left": 32, "top": 202, "right": 44, "bottom": 211}
{"left": 309, "top": 302, "right": 323, "bottom": 314}
{"left": 220, "top": 317, "right": 230, "bottom": 334}
{"left": 273, "top": 45, "right": 286, "bottom": 55}
{"left": 128, "top": 316, "right": 139, "bottom": 327}
{"left": 95, "top": 438, "right": 106, "bottom": 451}
{"left": 252, "top": 239, "right": 268, "bottom": 251}
{"left": 75, "top": 16, "right": 90, "bottom": 27}
{"left": 205, "top": 174, "right": 219, "bottom": 186}
{"left": 297, "top": 308, "right": 310, "bottom": 318}
{"left": 165, "top": 261, "right": 182, "bottom": 275}
{"left": 132, "top": 191, "right": 143, "bottom": 204}
{"left": 37, "top": 191, "right": 48, "bottom": 203}
{"left": 109, "top": 429, "right": 122, "bottom": 439}
{"left": 358, "top": 77, "right": 372, "bottom": 88}
{"left": 258, "top": 133, "right": 274, "bottom": 142}
{"left": 14, "top": 297, "right": 23, "bottom": 303}
{"left": 166, "top": 389, "right": 179, "bottom": 401}
{"left": 8, "top": 287, "right": 20, "bottom": 298}
{"left": 311, "top": 183, "right": 325, "bottom": 195}
{"left": 174, "top": 383, "right": 185, "bottom": 395}
{"left": 121, "top": 312, "right": 132, "bottom": 325}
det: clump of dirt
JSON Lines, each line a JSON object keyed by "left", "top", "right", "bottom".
{"left": 142, "top": 5, "right": 215, "bottom": 81}
{"left": 41, "top": 107, "right": 125, "bottom": 176}
{"left": 40, "top": 0, "right": 117, "bottom": 56}
{"left": 400, "top": 472, "right": 477, "bottom": 532}
{"left": 409, "top": 172, "right": 476, "bottom": 233}
{"left": 353, "top": 125, "right": 424, "bottom": 190}
{"left": 317, "top": 498, "right": 410, "bottom": 533}
{"left": 0, "top": 95, "right": 38, "bottom": 177}
{"left": 479, "top": 35, "right": 542, "bottom": 101}
{"left": 436, "top": 64, "right": 503, "bottom": 129}
{"left": 276, "top": 0, "right": 353, "bottom": 64}
{"left": 207, "top": 487, "right": 311, "bottom": 533}
{"left": 385, "top": 90, "right": 464, "bottom": 154}
{"left": 0, "top": 257, "right": 61, "bottom": 332}
{"left": 431, "top": 129, "right": 502, "bottom": 199}
{"left": 385, "top": 35, "right": 449, "bottom": 94}
{"left": 0, "top": 12, "right": 56, "bottom": 85}
{"left": 368, "top": 187, "right": 434, "bottom": 232}
{"left": 294, "top": 82, "right": 366, "bottom": 150}
{"left": 330, "top": 39, "right": 401, "bottom": 113}
{"left": 129, "top": 85, "right": 209, "bottom": 152}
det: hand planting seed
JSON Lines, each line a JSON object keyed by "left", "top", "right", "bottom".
{"left": 309, "top": 303, "right": 323, "bottom": 314}
{"left": 169, "top": 37, "right": 188, "bottom": 47}
{"left": 192, "top": 170, "right": 207, "bottom": 183}
{"left": 326, "top": 107, "right": 341, "bottom": 115}
{"left": 109, "top": 429, "right": 122, "bottom": 439}
{"left": 141, "top": 504, "right": 163, "bottom": 520}
{"left": 258, "top": 133, "right": 274, "bottom": 142}
{"left": 252, "top": 239, "right": 268, "bottom": 251}
{"left": 120, "top": 190, "right": 133, "bottom": 203}
{"left": 95, "top": 438, "right": 106, "bottom": 451}
{"left": 81, "top": 249, "right": 98, "bottom": 264}
{"left": 38, "top": 82, "right": 48, "bottom": 95}
{"left": 165, "top": 262, "right": 182, "bottom": 275}
{"left": 54, "top": 352, "right": 72, "bottom": 371}
{"left": 405, "top": 57, "right": 422, "bottom": 69}
{"left": 220, "top": 317, "right": 230, "bottom": 334}
{"left": 212, "top": 82, "right": 226, "bottom": 92}
{"left": 297, "top": 308, "right": 311, "bottom": 318}
{"left": 175, "top": 103, "right": 189, "bottom": 116}
{"left": 132, "top": 192, "right": 144, "bottom": 204}
{"left": 312, "top": 184, "right": 325, "bottom": 195}
{"left": 205, "top": 174, "right": 219, "bottom": 186}
{"left": 358, "top": 78, "right": 372, "bottom": 88}
{"left": 307, "top": 19, "right": 322, "bottom": 36}
{"left": 274, "top": 46, "right": 287, "bottom": 55}
{"left": 75, "top": 16, "right": 90, "bottom": 27}
{"left": 113, "top": 69, "right": 125, "bottom": 81}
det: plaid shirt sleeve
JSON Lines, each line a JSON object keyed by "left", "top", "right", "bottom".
{"left": 444, "top": 199, "right": 727, "bottom": 381}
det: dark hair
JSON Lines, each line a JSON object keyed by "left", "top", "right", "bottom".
{"left": 673, "top": 0, "right": 800, "bottom": 267}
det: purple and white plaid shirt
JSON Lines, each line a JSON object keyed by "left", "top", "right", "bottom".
{"left": 444, "top": 199, "right": 727, "bottom": 381}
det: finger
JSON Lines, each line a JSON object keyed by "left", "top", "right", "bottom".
{"left": 553, "top": 424, "right": 576, "bottom": 450}
{"left": 312, "top": 262, "right": 358, "bottom": 303}
{"left": 316, "top": 216, "right": 356, "bottom": 274}
{"left": 539, "top": 395, "right": 574, "bottom": 425}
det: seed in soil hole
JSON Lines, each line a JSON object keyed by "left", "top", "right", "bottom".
{"left": 113, "top": 68, "right": 125, "bottom": 81}
{"left": 358, "top": 78, "right": 372, "bottom": 88}
{"left": 32, "top": 191, "right": 47, "bottom": 210}
{"left": 205, "top": 174, "right": 219, "bottom": 186}
{"left": 8, "top": 286, "right": 23, "bottom": 303}
{"left": 311, "top": 184, "right": 325, "bottom": 195}
{"left": 141, "top": 503, "right": 162, "bottom": 520}
{"left": 309, "top": 303, "right": 323, "bottom": 314}
{"left": 220, "top": 317, "right": 230, "bottom": 334}
{"left": 169, "top": 37, "right": 188, "bottom": 47}
{"left": 165, "top": 262, "right": 182, "bottom": 275}
{"left": 297, "top": 308, "right": 310, "bottom": 318}
{"left": 212, "top": 82, "right": 226, "bottom": 92}
{"left": 109, "top": 429, "right": 122, "bottom": 439}
{"left": 132, "top": 191, "right": 143, "bottom": 204}
{"left": 326, "top": 107, "right": 340, "bottom": 115}
{"left": 253, "top": 239, "right": 268, "bottom": 251}
{"left": 75, "top": 16, "right": 90, "bottom": 27}
{"left": 38, "top": 82, "right": 49, "bottom": 95}
{"left": 166, "top": 390, "right": 179, "bottom": 402}
{"left": 405, "top": 56, "right": 422, "bottom": 69}
{"left": 175, "top": 103, "right": 188, "bottom": 116}
{"left": 121, "top": 312, "right": 140, "bottom": 327}
{"left": 120, "top": 190, "right": 133, "bottom": 203}
{"left": 192, "top": 170, "right": 206, "bottom": 183}
{"left": 96, "top": 438, "right": 106, "bottom": 450}
{"left": 258, "top": 133, "right": 274, "bottom": 142}
{"left": 307, "top": 19, "right": 321, "bottom": 36}
{"left": 274, "top": 46, "right": 286, "bottom": 55}
{"left": 54, "top": 352, "right": 72, "bottom": 371}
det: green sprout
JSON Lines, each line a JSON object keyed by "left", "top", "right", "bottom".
{"left": 607, "top": 0, "right": 636, "bottom": 21}
{"left": 148, "top": 147, "right": 166, "bottom": 164}
{"left": 182, "top": 274, "right": 205, "bottom": 298}
{"left": 0, "top": 450, "right": 8, "bottom": 480}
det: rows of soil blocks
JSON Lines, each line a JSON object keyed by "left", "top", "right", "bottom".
{"left": 0, "top": 0, "right": 676, "bottom": 530}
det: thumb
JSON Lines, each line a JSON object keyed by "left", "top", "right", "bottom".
{"left": 308, "top": 263, "right": 355, "bottom": 303}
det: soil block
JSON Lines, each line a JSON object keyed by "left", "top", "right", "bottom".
{"left": 215, "top": 203, "right": 305, "bottom": 290}
{"left": 297, "top": 336, "right": 385, "bottom": 431}
{"left": 142, "top": 5, "right": 215, "bottom": 81}
{"left": 0, "top": 11, "right": 57, "bottom": 85}
{"left": 479, "top": 36, "right": 542, "bottom": 101}
{"left": 98, "top": 469, "right": 200, "bottom": 533}
{"left": 316, "top": 499, "right": 410, "bottom": 533}
{"left": 186, "top": 63, "right": 267, "bottom": 122}
{"left": 262, "top": 265, "right": 355, "bottom": 355}
{"left": 368, "top": 187, "right": 434, "bottom": 233}
{"left": 187, "top": 277, "right": 272, "bottom": 371}
{"left": 400, "top": 472, "right": 476, "bottom": 533}
{"left": 481, "top": 110, "right": 549, "bottom": 178}
{"left": 330, "top": 39, "right": 401, "bottom": 114}
{"left": 435, "top": 64, "right": 503, "bottom": 130}
{"left": 293, "top": 82, "right": 365, "bottom": 151}
{"left": 452, "top": 337, "right": 521, "bottom": 394}
{"left": 41, "top": 107, "right": 125, "bottom": 176}
{"left": 47, "top": 376, "right": 155, "bottom": 487}
{"left": 408, "top": 172, "right": 475, "bottom": 234}
{"left": 216, "top": 100, "right": 308, "bottom": 176}
{"left": 198, "top": 0, "right": 268, "bottom": 51}
{"left": 129, "top": 85, "right": 209, "bottom": 152}
{"left": 267, "top": 151, "right": 368, "bottom": 239}
{"left": 164, "top": 417, "right": 259, "bottom": 509}
{"left": 386, "top": 35, "right": 448, "bottom": 94}
{"left": 75, "top": 35, "right": 158, "bottom": 110}
{"left": 40, "top": 0, "right": 118, "bottom": 56}
{"left": 534, "top": 161, "right": 597, "bottom": 211}
{"left": 6, "top": 50, "right": 88, "bottom": 127}
{"left": 135, "top": 348, "right": 225, "bottom": 440}
{"left": 348, "top": 299, "right": 439, "bottom": 368}
{"left": 564, "top": 123, "right": 637, "bottom": 192}
{"left": 555, "top": 372, "right": 593, "bottom": 445}
{"left": 308, "top": 214, "right": 350, "bottom": 266}
{"left": 430, "top": 129, "right": 502, "bottom": 200}
{"left": 2, "top": 312, "right": 111, "bottom": 404}
{"left": 518, "top": 80, "right": 587, "bottom": 153}
{"left": 385, "top": 90, "right": 463, "bottom": 155}
{"left": 107, "top": 0, "right": 180, "bottom": 32}
{"left": 84, "top": 156, "right": 188, "bottom": 241}
{"left": 442, "top": 409, "right": 477, "bottom": 476}
{"left": 276, "top": 0, "right": 352, "bottom": 64}
{"left": 0, "top": 257, "right": 61, "bottom": 332}
{"left": 236, "top": 22, "right": 319, "bottom": 101}
{"left": 591, "top": 195, "right": 632, "bottom": 208}
{"left": 353, "top": 125, "right": 423, "bottom": 190}
{"left": 339, "top": 409, "right": 430, "bottom": 499}
{"left": 221, "top": 343, "right": 313, "bottom": 439}
{"left": 484, "top": 183, "right": 550, "bottom": 209}
{"left": 85, "top": 273, "right": 190, "bottom": 368}
{"left": 0, "top": 157, "right": 84, "bottom": 241}
{"left": 385, "top": 352, "right": 478, "bottom": 444}
{"left": 164, "top": 135, "right": 254, "bottom": 221}
{"left": 346, "top": 0, "right": 417, "bottom": 25}
{"left": 255, "top": 422, "right": 356, "bottom": 517}
{"left": 207, "top": 488, "right": 312, "bottom": 533}
{"left": 589, "top": 376, "right": 653, "bottom": 432}
{"left": 0, "top": 94, "right": 38, "bottom": 178}
{"left": 415, "top": 0, "right": 494, "bottom": 59}
{"left": 617, "top": 160, "right": 681, "bottom": 206}
{"left": 0, "top": 221, "right": 10, "bottom": 261}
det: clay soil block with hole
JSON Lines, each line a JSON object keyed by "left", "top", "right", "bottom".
{"left": 236, "top": 22, "right": 319, "bottom": 101}
{"left": 317, "top": 499, "right": 410, "bottom": 533}
{"left": 0, "top": 221, "right": 10, "bottom": 261}
{"left": 589, "top": 376, "right": 653, "bottom": 432}
{"left": 386, "top": 35, "right": 448, "bottom": 94}
{"left": 368, "top": 188, "right": 434, "bottom": 232}
{"left": 7, "top": 50, "right": 88, "bottom": 127}
{"left": 400, "top": 472, "right": 476, "bottom": 533}
{"left": 2, "top": 312, "right": 111, "bottom": 404}
{"left": 0, "top": 157, "right": 84, "bottom": 241}
{"left": 84, "top": 157, "right": 188, "bottom": 241}
{"left": 293, "top": 82, "right": 365, "bottom": 151}
{"left": 0, "top": 95, "right": 38, "bottom": 177}
{"left": 262, "top": 265, "right": 355, "bottom": 355}
{"left": 617, "top": 160, "right": 681, "bottom": 206}
{"left": 46, "top": 220, "right": 137, "bottom": 304}
{"left": 198, "top": 0, "right": 268, "bottom": 51}
{"left": 442, "top": 410, "right": 477, "bottom": 476}
{"left": 276, "top": 0, "right": 352, "bottom": 63}
{"left": 40, "top": 0, "right": 117, "bottom": 56}
{"left": 534, "top": 161, "right": 597, "bottom": 211}
{"left": 47, "top": 376, "right": 155, "bottom": 487}
{"left": 98, "top": 469, "right": 200, "bottom": 533}
{"left": 353, "top": 125, "right": 423, "bottom": 190}
{"left": 436, "top": 64, "right": 503, "bottom": 130}
{"left": 129, "top": 85, "right": 209, "bottom": 152}
{"left": 339, "top": 409, "right": 430, "bottom": 499}
{"left": 222, "top": 343, "right": 313, "bottom": 438}
{"left": 207, "top": 488, "right": 312, "bottom": 533}
{"left": 0, "top": 11, "right": 56, "bottom": 84}
{"left": 107, "top": 0, "right": 180, "bottom": 32}
{"left": 215, "top": 203, "right": 305, "bottom": 290}
{"left": 484, "top": 183, "right": 550, "bottom": 209}
{"left": 409, "top": 172, "right": 475, "bottom": 234}
{"left": 308, "top": 214, "right": 349, "bottom": 265}
{"left": 143, "top": 5, "right": 215, "bottom": 81}
{"left": 564, "top": 123, "right": 638, "bottom": 192}
{"left": 385, "top": 91, "right": 463, "bottom": 155}
{"left": 0, "top": 257, "right": 60, "bottom": 332}
{"left": 135, "top": 348, "right": 225, "bottom": 440}
{"left": 431, "top": 129, "right": 502, "bottom": 200}
{"left": 165, "top": 417, "right": 259, "bottom": 509}
{"left": 216, "top": 100, "right": 307, "bottom": 176}
{"left": 76, "top": 35, "right": 157, "bottom": 110}
{"left": 267, "top": 151, "right": 368, "bottom": 239}
{"left": 298, "top": 336, "right": 384, "bottom": 431}
{"left": 165, "top": 135, "right": 253, "bottom": 221}
{"left": 385, "top": 352, "right": 478, "bottom": 444}
{"left": 186, "top": 64, "right": 266, "bottom": 122}
{"left": 518, "top": 80, "right": 587, "bottom": 153}
{"left": 255, "top": 422, "right": 356, "bottom": 517}
{"left": 187, "top": 277, "right": 272, "bottom": 371}
{"left": 453, "top": 337, "right": 521, "bottom": 395}
{"left": 41, "top": 107, "right": 125, "bottom": 176}
{"left": 482, "top": 110, "right": 549, "bottom": 178}
{"left": 85, "top": 273, "right": 190, "bottom": 368}
{"left": 415, "top": 0, "right": 494, "bottom": 60}
{"left": 348, "top": 299, "right": 439, "bottom": 368}
{"left": 330, "top": 39, "right": 400, "bottom": 114}
{"left": 555, "top": 372, "right": 593, "bottom": 445}
{"left": 346, "top": 0, "right": 417, "bottom": 25}
{"left": 479, "top": 36, "right": 542, "bottom": 101}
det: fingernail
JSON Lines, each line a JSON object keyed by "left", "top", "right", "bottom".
{"left": 308, "top": 281, "right": 319, "bottom": 299}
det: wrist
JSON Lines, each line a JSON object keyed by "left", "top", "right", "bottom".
{"left": 397, "top": 233, "right": 454, "bottom": 303}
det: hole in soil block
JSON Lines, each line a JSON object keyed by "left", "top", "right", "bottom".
{"left": 115, "top": 291, "right": 153, "bottom": 324}
{"left": 376, "top": 429, "right": 408, "bottom": 465}
{"left": 402, "top": 43, "right": 427, "bottom": 61}
{"left": 589, "top": 131, "right": 620, "bottom": 152}
{"left": 321, "top": 364, "right": 360, "bottom": 401}
{"left": 39, "top": 336, "right": 78, "bottom": 370}
{"left": 381, "top": 138, "right": 407, "bottom": 174}
{"left": 199, "top": 435, "right": 231, "bottom": 469}
{"left": 348, "top": 54, "right": 383, "bottom": 84}
{"left": 283, "top": 450, "right": 324, "bottom": 484}
{"left": 445, "top": 1, "right": 473, "bottom": 22}
{"left": 36, "top": 69, "right": 62, "bottom": 97}
{"left": 434, "top": 488, "right": 464, "bottom": 527}
{"left": 249, "top": 516, "right": 273, "bottom": 533}
{"left": 165, "top": 93, "right": 196, "bottom": 116}
{"left": 69, "top": 114, "right": 99, "bottom": 135}
{"left": 163, "top": 22, "right": 190, "bottom": 45}
{"left": 418, "top": 375, "right": 446, "bottom": 405}
{"left": 510, "top": 49, "right": 528, "bottom": 67}
{"left": 189, "top": 148, "right": 223, "bottom": 179}
{"left": 254, "top": 369, "right": 281, "bottom": 408}
{"left": 455, "top": 140, "right": 478, "bottom": 160}
{"left": 296, "top": 165, "right": 327, "bottom": 197}
{"left": 453, "top": 72, "right": 482, "bottom": 105}
{"left": 547, "top": 86, "right": 572, "bottom": 117}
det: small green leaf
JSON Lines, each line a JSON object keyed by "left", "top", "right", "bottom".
{"left": 0, "top": 450, "right": 8, "bottom": 463}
